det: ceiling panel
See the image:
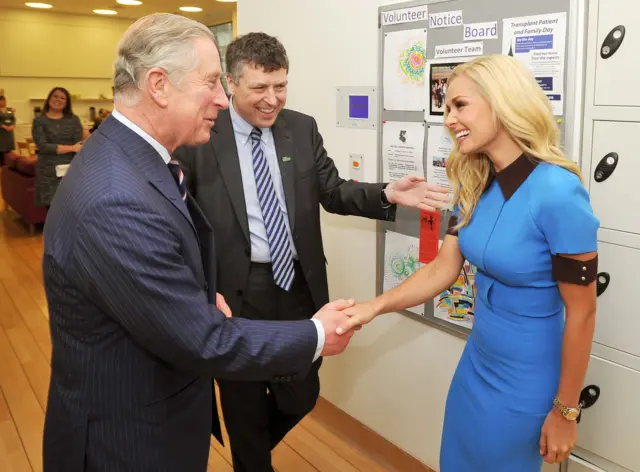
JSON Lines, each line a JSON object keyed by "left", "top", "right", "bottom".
{"left": 1, "top": 0, "right": 235, "bottom": 26}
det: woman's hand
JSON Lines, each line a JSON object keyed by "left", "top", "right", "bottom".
{"left": 72, "top": 142, "right": 83, "bottom": 153}
{"left": 336, "top": 301, "right": 378, "bottom": 335}
{"left": 539, "top": 409, "right": 577, "bottom": 464}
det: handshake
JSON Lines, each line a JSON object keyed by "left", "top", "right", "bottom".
{"left": 312, "top": 298, "right": 378, "bottom": 357}
{"left": 216, "top": 293, "right": 379, "bottom": 357}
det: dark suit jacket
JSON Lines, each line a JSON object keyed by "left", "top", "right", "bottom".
{"left": 173, "top": 108, "right": 397, "bottom": 319}
{"left": 42, "top": 115, "right": 320, "bottom": 472}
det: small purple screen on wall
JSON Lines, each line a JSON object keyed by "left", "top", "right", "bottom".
{"left": 349, "top": 95, "right": 369, "bottom": 119}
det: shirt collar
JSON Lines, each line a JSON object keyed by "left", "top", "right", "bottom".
{"left": 229, "top": 97, "right": 269, "bottom": 144}
{"left": 489, "top": 153, "right": 539, "bottom": 200}
{"left": 111, "top": 108, "right": 172, "bottom": 165}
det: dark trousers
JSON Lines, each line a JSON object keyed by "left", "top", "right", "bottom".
{"left": 217, "top": 261, "right": 321, "bottom": 472}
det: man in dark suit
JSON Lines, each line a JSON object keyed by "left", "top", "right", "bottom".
{"left": 173, "top": 32, "right": 450, "bottom": 472}
{"left": 42, "top": 14, "right": 357, "bottom": 472}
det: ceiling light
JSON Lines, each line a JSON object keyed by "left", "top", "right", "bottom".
{"left": 25, "top": 2, "right": 53, "bottom": 8}
{"left": 117, "top": 0, "right": 143, "bottom": 5}
{"left": 93, "top": 9, "right": 118, "bottom": 15}
{"left": 179, "top": 6, "right": 203, "bottom": 12}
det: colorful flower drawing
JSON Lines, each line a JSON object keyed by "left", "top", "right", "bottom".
{"left": 399, "top": 42, "right": 426, "bottom": 83}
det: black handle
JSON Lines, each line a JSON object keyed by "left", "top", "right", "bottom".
{"left": 594, "top": 152, "right": 618, "bottom": 183}
{"left": 577, "top": 385, "right": 601, "bottom": 424}
{"left": 597, "top": 272, "right": 610, "bottom": 297}
{"left": 601, "top": 25, "right": 625, "bottom": 59}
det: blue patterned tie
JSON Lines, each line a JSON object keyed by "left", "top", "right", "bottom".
{"left": 250, "top": 127, "right": 295, "bottom": 291}
{"left": 167, "top": 160, "right": 187, "bottom": 201}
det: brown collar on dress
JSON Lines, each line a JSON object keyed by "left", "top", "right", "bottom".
{"left": 488, "top": 153, "right": 539, "bottom": 200}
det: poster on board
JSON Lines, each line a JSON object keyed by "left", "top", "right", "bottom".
{"left": 433, "top": 240, "right": 476, "bottom": 329}
{"left": 426, "top": 125, "right": 454, "bottom": 192}
{"left": 382, "top": 121, "right": 425, "bottom": 182}
{"left": 502, "top": 12, "right": 567, "bottom": 115}
{"left": 383, "top": 28, "right": 428, "bottom": 111}
{"left": 383, "top": 231, "right": 424, "bottom": 316}
{"left": 424, "top": 57, "right": 474, "bottom": 123}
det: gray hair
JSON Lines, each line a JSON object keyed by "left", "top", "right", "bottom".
{"left": 113, "top": 13, "right": 215, "bottom": 105}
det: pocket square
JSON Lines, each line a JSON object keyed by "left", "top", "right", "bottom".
{"left": 282, "top": 156, "right": 291, "bottom": 162}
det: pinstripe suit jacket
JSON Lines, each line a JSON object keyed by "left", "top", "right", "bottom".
{"left": 41, "top": 115, "right": 319, "bottom": 472}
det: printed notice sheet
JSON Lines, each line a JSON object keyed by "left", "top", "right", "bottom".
{"left": 383, "top": 29, "right": 428, "bottom": 111}
{"left": 382, "top": 121, "right": 425, "bottom": 182}
{"left": 502, "top": 12, "right": 567, "bottom": 115}
{"left": 383, "top": 231, "right": 424, "bottom": 316}
{"left": 426, "top": 125, "right": 454, "bottom": 192}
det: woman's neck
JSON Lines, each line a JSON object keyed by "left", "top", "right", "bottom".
{"left": 47, "top": 110, "right": 64, "bottom": 119}
{"left": 484, "top": 130, "right": 523, "bottom": 172}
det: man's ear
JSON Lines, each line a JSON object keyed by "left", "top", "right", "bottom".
{"left": 226, "top": 73, "right": 236, "bottom": 96}
{"left": 145, "top": 67, "right": 170, "bottom": 107}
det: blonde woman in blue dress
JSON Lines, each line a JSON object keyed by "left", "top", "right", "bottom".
{"left": 336, "top": 54, "right": 599, "bottom": 471}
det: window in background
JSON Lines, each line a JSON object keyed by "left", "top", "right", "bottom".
{"left": 209, "top": 22, "right": 234, "bottom": 95}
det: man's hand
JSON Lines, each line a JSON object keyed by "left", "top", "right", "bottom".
{"left": 385, "top": 175, "right": 450, "bottom": 212}
{"left": 313, "top": 299, "right": 356, "bottom": 356}
{"left": 216, "top": 292, "right": 232, "bottom": 318}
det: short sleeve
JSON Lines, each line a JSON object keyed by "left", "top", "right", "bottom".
{"left": 535, "top": 169, "right": 599, "bottom": 255}
{"left": 446, "top": 204, "right": 460, "bottom": 236}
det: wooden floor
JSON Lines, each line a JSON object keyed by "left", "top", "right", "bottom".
{"left": 0, "top": 199, "right": 403, "bottom": 472}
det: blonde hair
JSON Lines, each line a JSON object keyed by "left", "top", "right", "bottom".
{"left": 444, "top": 54, "right": 582, "bottom": 228}
{"left": 113, "top": 13, "right": 215, "bottom": 106}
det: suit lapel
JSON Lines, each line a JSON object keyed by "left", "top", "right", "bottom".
{"left": 100, "top": 115, "right": 197, "bottom": 238}
{"left": 211, "top": 111, "right": 251, "bottom": 245}
{"left": 272, "top": 116, "right": 296, "bottom": 232}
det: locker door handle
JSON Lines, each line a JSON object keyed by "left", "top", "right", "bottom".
{"left": 594, "top": 152, "right": 618, "bottom": 182}
{"left": 601, "top": 25, "right": 625, "bottom": 59}
{"left": 577, "top": 385, "right": 601, "bottom": 424}
{"left": 596, "top": 272, "right": 610, "bottom": 296}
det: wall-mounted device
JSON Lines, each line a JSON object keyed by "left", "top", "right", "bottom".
{"left": 336, "top": 86, "right": 378, "bottom": 129}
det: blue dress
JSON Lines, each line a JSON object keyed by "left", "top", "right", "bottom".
{"left": 439, "top": 155, "right": 599, "bottom": 472}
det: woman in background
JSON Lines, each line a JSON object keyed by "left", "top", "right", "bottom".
{"left": 336, "top": 55, "right": 599, "bottom": 471}
{"left": 33, "top": 87, "right": 83, "bottom": 207}
{"left": 0, "top": 95, "right": 16, "bottom": 163}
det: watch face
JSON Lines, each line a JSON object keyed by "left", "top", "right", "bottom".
{"left": 566, "top": 409, "right": 579, "bottom": 421}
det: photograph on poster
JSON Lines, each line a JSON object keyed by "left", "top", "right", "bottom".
{"left": 425, "top": 57, "right": 473, "bottom": 122}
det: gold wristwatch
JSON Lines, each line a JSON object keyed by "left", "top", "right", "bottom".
{"left": 553, "top": 397, "right": 581, "bottom": 421}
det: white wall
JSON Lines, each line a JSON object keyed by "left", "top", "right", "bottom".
{"left": 238, "top": 1, "right": 466, "bottom": 469}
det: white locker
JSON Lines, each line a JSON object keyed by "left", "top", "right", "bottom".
{"left": 566, "top": 455, "right": 607, "bottom": 472}
{"left": 543, "top": 462, "right": 561, "bottom": 472}
{"left": 593, "top": 0, "right": 640, "bottom": 106}
{"left": 588, "top": 121, "right": 640, "bottom": 235}
{"left": 575, "top": 356, "right": 640, "bottom": 472}
{"left": 579, "top": 1, "right": 640, "bottom": 472}
{"left": 593, "top": 242, "right": 640, "bottom": 358}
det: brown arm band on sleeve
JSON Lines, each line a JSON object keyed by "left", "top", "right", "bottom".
{"left": 551, "top": 253, "right": 598, "bottom": 285}
{"left": 446, "top": 215, "right": 459, "bottom": 236}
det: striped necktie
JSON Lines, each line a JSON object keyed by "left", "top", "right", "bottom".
{"left": 250, "top": 127, "right": 295, "bottom": 291}
{"left": 167, "top": 159, "right": 187, "bottom": 201}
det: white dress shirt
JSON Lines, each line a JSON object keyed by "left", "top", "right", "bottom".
{"left": 111, "top": 108, "right": 325, "bottom": 361}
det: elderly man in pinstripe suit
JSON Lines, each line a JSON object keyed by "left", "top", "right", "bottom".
{"left": 41, "top": 13, "right": 356, "bottom": 472}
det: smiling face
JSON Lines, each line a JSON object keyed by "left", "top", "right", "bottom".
{"left": 444, "top": 74, "right": 500, "bottom": 155}
{"left": 167, "top": 37, "right": 229, "bottom": 146}
{"left": 227, "top": 63, "right": 287, "bottom": 128}
{"left": 48, "top": 89, "right": 69, "bottom": 114}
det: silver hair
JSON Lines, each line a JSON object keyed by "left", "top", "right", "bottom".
{"left": 113, "top": 13, "right": 215, "bottom": 105}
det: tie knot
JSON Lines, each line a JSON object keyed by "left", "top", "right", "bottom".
{"left": 167, "top": 160, "right": 187, "bottom": 201}
{"left": 250, "top": 127, "right": 262, "bottom": 142}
